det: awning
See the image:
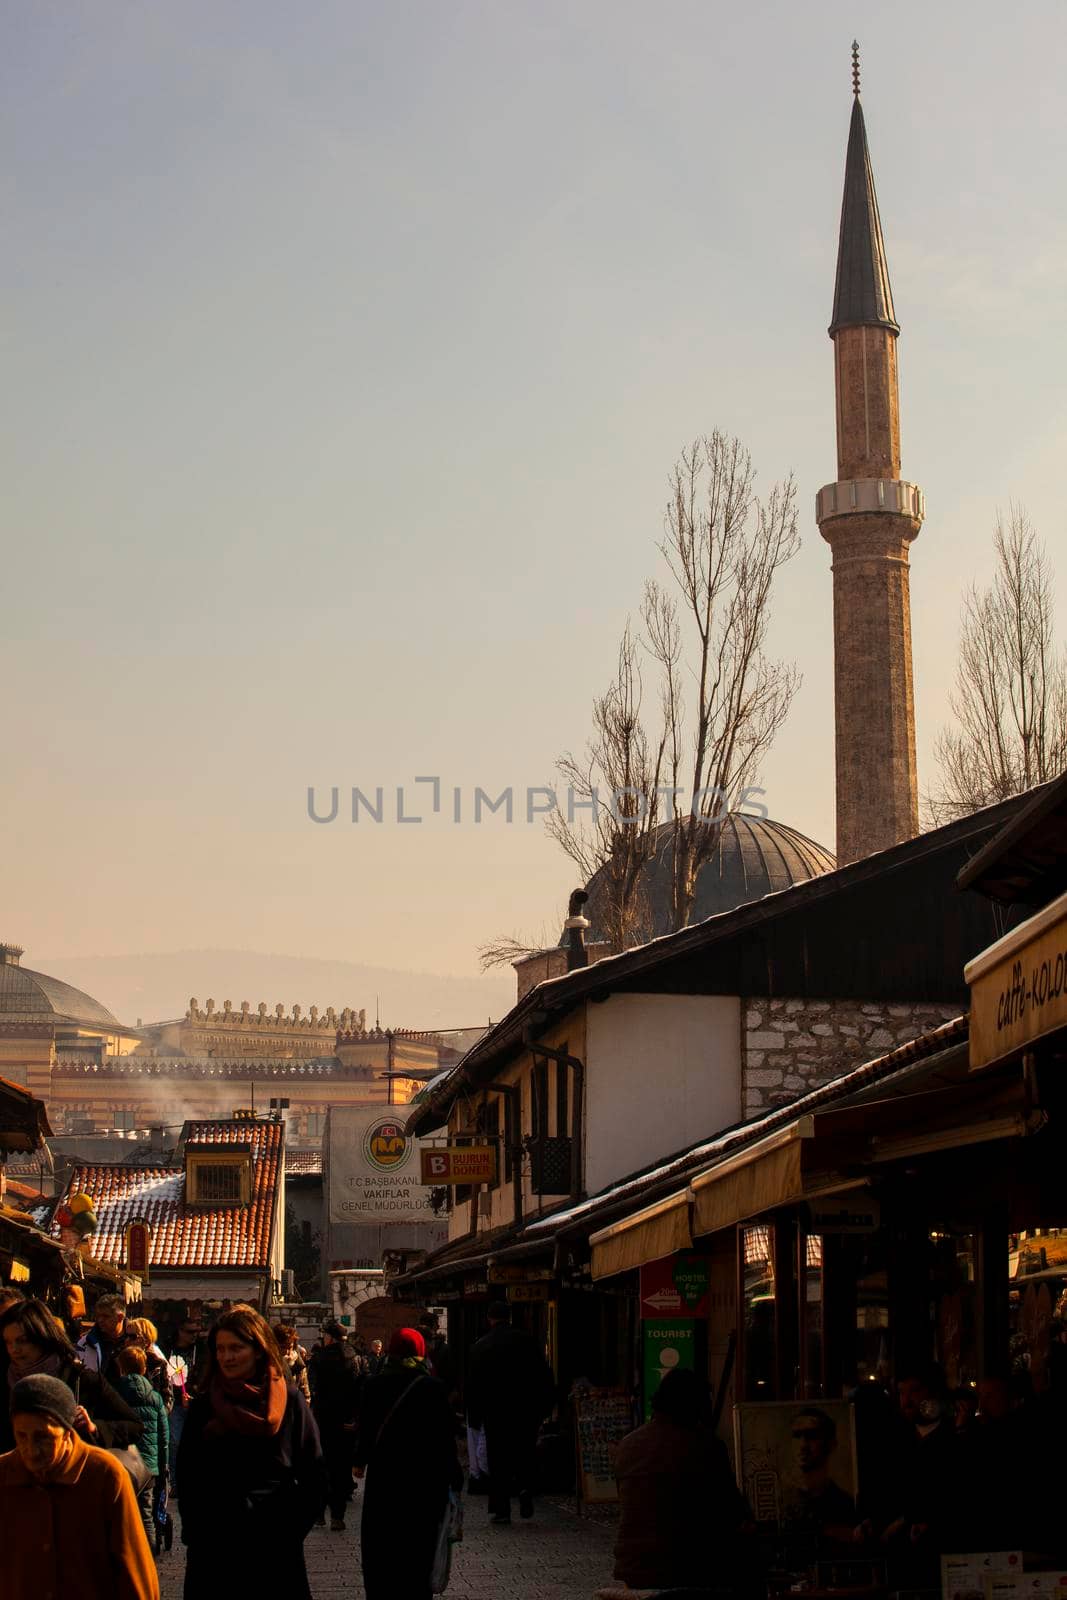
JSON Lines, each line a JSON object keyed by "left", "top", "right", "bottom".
{"left": 691, "top": 1125, "right": 808, "bottom": 1239}
{"left": 589, "top": 1189, "right": 691, "bottom": 1281}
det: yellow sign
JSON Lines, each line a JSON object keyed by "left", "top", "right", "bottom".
{"left": 420, "top": 1146, "right": 497, "bottom": 1186}
{"left": 968, "top": 895, "right": 1067, "bottom": 1070}
{"left": 9, "top": 1258, "right": 30, "bottom": 1283}
{"left": 507, "top": 1282, "right": 550, "bottom": 1302}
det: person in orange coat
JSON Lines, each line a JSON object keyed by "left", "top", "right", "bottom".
{"left": 0, "top": 1373, "right": 159, "bottom": 1600}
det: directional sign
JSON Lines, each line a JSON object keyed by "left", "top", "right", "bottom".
{"left": 639, "top": 1252, "right": 709, "bottom": 1319}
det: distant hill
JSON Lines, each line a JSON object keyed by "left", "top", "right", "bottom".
{"left": 34, "top": 949, "right": 515, "bottom": 1034}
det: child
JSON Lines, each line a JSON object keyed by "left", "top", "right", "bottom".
{"left": 114, "top": 1344, "right": 170, "bottom": 1555}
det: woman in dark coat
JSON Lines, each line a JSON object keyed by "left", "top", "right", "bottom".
{"left": 0, "top": 1297, "right": 143, "bottom": 1454}
{"left": 354, "top": 1327, "right": 462, "bottom": 1600}
{"left": 176, "top": 1303, "right": 325, "bottom": 1600}
{"left": 308, "top": 1319, "right": 363, "bottom": 1529}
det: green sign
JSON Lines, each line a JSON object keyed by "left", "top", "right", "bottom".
{"left": 642, "top": 1319, "right": 697, "bottom": 1420}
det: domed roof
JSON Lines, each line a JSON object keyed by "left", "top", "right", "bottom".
{"left": 0, "top": 948, "right": 121, "bottom": 1028}
{"left": 583, "top": 813, "right": 836, "bottom": 941}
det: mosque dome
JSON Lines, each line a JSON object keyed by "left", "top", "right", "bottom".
{"left": 0, "top": 944, "right": 121, "bottom": 1028}
{"left": 582, "top": 813, "right": 836, "bottom": 942}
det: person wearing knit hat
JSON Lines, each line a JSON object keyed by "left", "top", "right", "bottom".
{"left": 0, "top": 1375, "right": 159, "bottom": 1600}
{"left": 388, "top": 1327, "right": 426, "bottom": 1362}
{"left": 354, "top": 1321, "right": 462, "bottom": 1600}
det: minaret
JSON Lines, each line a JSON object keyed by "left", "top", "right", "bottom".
{"left": 816, "top": 43, "right": 924, "bottom": 865}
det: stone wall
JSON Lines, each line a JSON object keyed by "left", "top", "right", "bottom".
{"left": 742, "top": 996, "right": 961, "bottom": 1117}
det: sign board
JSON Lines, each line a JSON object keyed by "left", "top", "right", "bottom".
{"left": 639, "top": 1253, "right": 709, "bottom": 1319}
{"left": 328, "top": 1107, "right": 440, "bottom": 1227}
{"left": 125, "top": 1222, "right": 151, "bottom": 1282}
{"left": 642, "top": 1319, "right": 697, "bottom": 1419}
{"left": 507, "top": 1282, "right": 550, "bottom": 1303}
{"left": 807, "top": 1195, "right": 881, "bottom": 1233}
{"left": 420, "top": 1146, "right": 497, "bottom": 1186}
{"left": 487, "top": 1264, "right": 554, "bottom": 1285}
{"left": 968, "top": 895, "right": 1067, "bottom": 1071}
{"left": 573, "top": 1388, "right": 634, "bottom": 1507}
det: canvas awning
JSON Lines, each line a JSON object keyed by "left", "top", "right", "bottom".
{"left": 589, "top": 1189, "right": 691, "bottom": 1281}
{"left": 690, "top": 1124, "right": 811, "bottom": 1239}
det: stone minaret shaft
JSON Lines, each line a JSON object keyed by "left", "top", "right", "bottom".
{"left": 817, "top": 62, "right": 923, "bottom": 865}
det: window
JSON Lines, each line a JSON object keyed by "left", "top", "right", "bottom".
{"left": 193, "top": 1163, "right": 242, "bottom": 1202}
{"left": 304, "top": 1112, "right": 326, "bottom": 1139}
{"left": 555, "top": 1061, "right": 569, "bottom": 1138}
{"left": 740, "top": 1223, "right": 776, "bottom": 1399}
{"left": 113, "top": 1109, "right": 135, "bottom": 1133}
{"left": 185, "top": 1149, "right": 251, "bottom": 1206}
{"left": 531, "top": 1061, "right": 549, "bottom": 1139}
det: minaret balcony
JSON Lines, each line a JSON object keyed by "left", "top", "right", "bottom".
{"left": 816, "top": 478, "right": 924, "bottom": 526}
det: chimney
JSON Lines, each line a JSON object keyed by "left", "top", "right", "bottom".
{"left": 563, "top": 889, "right": 590, "bottom": 972}
{"left": 0, "top": 943, "right": 24, "bottom": 966}
{"left": 150, "top": 1126, "right": 166, "bottom": 1157}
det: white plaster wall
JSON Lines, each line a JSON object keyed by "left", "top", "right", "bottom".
{"left": 583, "top": 993, "right": 741, "bottom": 1197}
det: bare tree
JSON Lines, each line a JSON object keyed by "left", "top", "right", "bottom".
{"left": 477, "top": 935, "right": 543, "bottom": 972}
{"left": 930, "top": 506, "right": 1067, "bottom": 824}
{"left": 547, "top": 623, "right": 667, "bottom": 948}
{"left": 550, "top": 431, "right": 801, "bottom": 941}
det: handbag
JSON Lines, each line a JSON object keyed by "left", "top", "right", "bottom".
{"left": 430, "top": 1488, "right": 463, "bottom": 1594}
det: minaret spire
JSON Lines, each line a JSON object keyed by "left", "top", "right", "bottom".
{"left": 816, "top": 50, "right": 925, "bottom": 865}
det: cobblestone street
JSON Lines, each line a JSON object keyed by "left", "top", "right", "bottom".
{"left": 158, "top": 1497, "right": 615, "bottom": 1600}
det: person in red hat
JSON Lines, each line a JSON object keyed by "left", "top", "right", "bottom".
{"left": 354, "top": 1327, "right": 462, "bottom": 1600}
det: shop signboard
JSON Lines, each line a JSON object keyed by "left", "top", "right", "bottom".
{"left": 125, "top": 1221, "right": 151, "bottom": 1282}
{"left": 642, "top": 1318, "right": 697, "bottom": 1419}
{"left": 487, "top": 1264, "right": 554, "bottom": 1284}
{"left": 420, "top": 1146, "right": 497, "bottom": 1186}
{"left": 507, "top": 1282, "right": 550, "bottom": 1303}
{"left": 967, "top": 894, "right": 1067, "bottom": 1071}
{"left": 327, "top": 1107, "right": 439, "bottom": 1226}
{"left": 639, "top": 1252, "right": 709, "bottom": 1318}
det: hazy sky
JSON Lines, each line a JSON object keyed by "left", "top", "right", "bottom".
{"left": 3, "top": 2, "right": 1065, "bottom": 1003}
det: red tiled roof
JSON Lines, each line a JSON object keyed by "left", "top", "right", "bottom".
{"left": 285, "top": 1149, "right": 322, "bottom": 1176}
{"left": 59, "top": 1118, "right": 282, "bottom": 1272}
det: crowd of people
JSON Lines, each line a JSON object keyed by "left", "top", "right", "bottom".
{"left": 0, "top": 1286, "right": 557, "bottom": 1600}
{"left": 608, "top": 1358, "right": 1066, "bottom": 1595}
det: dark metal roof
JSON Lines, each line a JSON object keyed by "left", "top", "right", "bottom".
{"left": 956, "top": 773, "right": 1067, "bottom": 906}
{"left": 407, "top": 792, "right": 1032, "bottom": 1136}
{"left": 582, "top": 814, "right": 835, "bottom": 942}
{"left": 829, "top": 96, "right": 898, "bottom": 336}
{"left": 0, "top": 1074, "right": 54, "bottom": 1157}
{"left": 0, "top": 961, "right": 121, "bottom": 1028}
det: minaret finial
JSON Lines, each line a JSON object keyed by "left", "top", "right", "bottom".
{"left": 851, "top": 40, "right": 860, "bottom": 97}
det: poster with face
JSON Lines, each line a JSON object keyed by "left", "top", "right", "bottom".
{"left": 734, "top": 1400, "right": 857, "bottom": 1530}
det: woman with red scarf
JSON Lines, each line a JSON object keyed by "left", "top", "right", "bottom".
{"left": 176, "top": 1305, "right": 325, "bottom": 1599}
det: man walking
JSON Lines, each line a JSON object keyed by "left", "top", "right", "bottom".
{"left": 77, "top": 1292, "right": 127, "bottom": 1381}
{"left": 466, "top": 1301, "right": 554, "bottom": 1526}
{"left": 308, "top": 1319, "right": 363, "bottom": 1531}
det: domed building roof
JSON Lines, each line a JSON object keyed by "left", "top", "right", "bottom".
{"left": 0, "top": 944, "right": 121, "bottom": 1028}
{"left": 582, "top": 814, "right": 836, "bottom": 942}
